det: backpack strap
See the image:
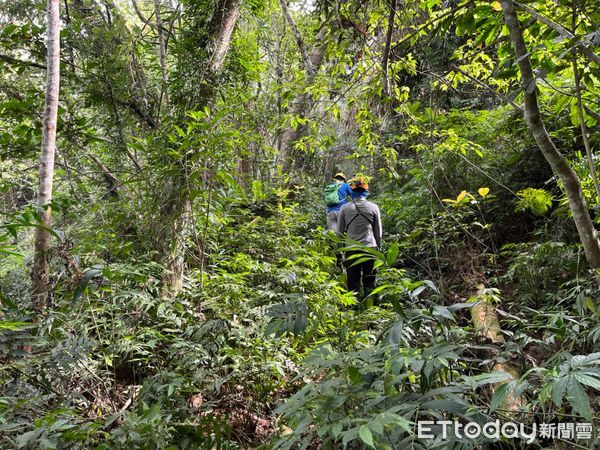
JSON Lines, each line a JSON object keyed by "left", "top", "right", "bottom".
{"left": 343, "top": 199, "right": 375, "bottom": 233}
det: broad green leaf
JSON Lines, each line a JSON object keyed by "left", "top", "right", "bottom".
{"left": 359, "top": 425, "right": 374, "bottom": 448}
{"left": 369, "top": 419, "right": 384, "bottom": 435}
{"left": 386, "top": 242, "right": 399, "bottom": 266}
{"left": 331, "top": 422, "right": 343, "bottom": 438}
{"left": 432, "top": 305, "right": 454, "bottom": 321}
{"left": 571, "top": 353, "right": 600, "bottom": 369}
{"left": 348, "top": 366, "right": 362, "bottom": 385}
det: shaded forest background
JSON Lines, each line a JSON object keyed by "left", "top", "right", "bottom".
{"left": 1, "top": 0, "right": 600, "bottom": 448}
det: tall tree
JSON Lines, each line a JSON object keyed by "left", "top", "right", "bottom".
{"left": 158, "top": 0, "right": 242, "bottom": 298}
{"left": 31, "top": 0, "right": 61, "bottom": 309}
{"left": 500, "top": 0, "right": 600, "bottom": 268}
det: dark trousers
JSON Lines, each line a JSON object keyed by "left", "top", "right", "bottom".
{"left": 344, "top": 251, "right": 376, "bottom": 296}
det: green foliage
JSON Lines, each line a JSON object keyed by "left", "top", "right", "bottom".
{"left": 2, "top": 0, "right": 600, "bottom": 447}
{"left": 516, "top": 188, "right": 554, "bottom": 216}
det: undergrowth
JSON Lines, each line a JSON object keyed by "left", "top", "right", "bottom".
{"left": 1, "top": 159, "right": 600, "bottom": 449}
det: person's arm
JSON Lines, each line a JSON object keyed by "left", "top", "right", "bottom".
{"left": 341, "top": 183, "right": 352, "bottom": 201}
{"left": 337, "top": 207, "right": 346, "bottom": 235}
{"left": 373, "top": 205, "right": 382, "bottom": 249}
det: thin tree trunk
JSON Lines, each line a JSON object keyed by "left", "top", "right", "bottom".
{"left": 571, "top": 3, "right": 600, "bottom": 204}
{"left": 279, "top": 0, "right": 314, "bottom": 75}
{"left": 159, "top": 191, "right": 192, "bottom": 299}
{"left": 381, "top": 0, "right": 397, "bottom": 97}
{"left": 63, "top": 0, "right": 76, "bottom": 73}
{"left": 573, "top": 66, "right": 600, "bottom": 201}
{"left": 32, "top": 0, "right": 61, "bottom": 310}
{"left": 155, "top": 0, "right": 169, "bottom": 112}
{"left": 500, "top": 0, "right": 600, "bottom": 268}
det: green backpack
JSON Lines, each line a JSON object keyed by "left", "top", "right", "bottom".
{"left": 324, "top": 182, "right": 340, "bottom": 206}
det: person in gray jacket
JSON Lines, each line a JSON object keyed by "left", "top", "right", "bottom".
{"left": 337, "top": 177, "right": 382, "bottom": 299}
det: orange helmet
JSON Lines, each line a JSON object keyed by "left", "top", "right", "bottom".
{"left": 350, "top": 177, "right": 369, "bottom": 191}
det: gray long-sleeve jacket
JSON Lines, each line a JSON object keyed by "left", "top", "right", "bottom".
{"left": 337, "top": 197, "right": 382, "bottom": 248}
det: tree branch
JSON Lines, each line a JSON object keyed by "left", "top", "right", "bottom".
{"left": 584, "top": 105, "right": 600, "bottom": 123}
{"left": 514, "top": 2, "right": 600, "bottom": 66}
{"left": 279, "top": 0, "right": 314, "bottom": 76}
{"left": 500, "top": 0, "right": 600, "bottom": 268}
{"left": 130, "top": 0, "right": 150, "bottom": 25}
{"left": 451, "top": 65, "right": 523, "bottom": 112}
{"left": 0, "top": 54, "right": 46, "bottom": 70}
{"left": 86, "top": 153, "right": 120, "bottom": 197}
{"left": 382, "top": 0, "right": 397, "bottom": 96}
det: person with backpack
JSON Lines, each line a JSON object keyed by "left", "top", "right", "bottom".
{"left": 324, "top": 173, "right": 353, "bottom": 231}
{"left": 337, "top": 176, "right": 382, "bottom": 300}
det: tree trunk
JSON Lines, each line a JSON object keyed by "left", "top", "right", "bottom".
{"left": 32, "top": 0, "right": 61, "bottom": 310}
{"left": 159, "top": 190, "right": 192, "bottom": 299}
{"left": 159, "top": 0, "right": 241, "bottom": 298}
{"left": 514, "top": 2, "right": 600, "bottom": 67}
{"left": 500, "top": 0, "right": 600, "bottom": 268}
{"left": 210, "top": 0, "right": 242, "bottom": 73}
{"left": 469, "top": 284, "right": 524, "bottom": 414}
{"left": 154, "top": 0, "right": 169, "bottom": 112}
{"left": 278, "top": 28, "right": 327, "bottom": 173}
{"left": 381, "top": 0, "right": 397, "bottom": 97}
{"left": 279, "top": 0, "right": 314, "bottom": 75}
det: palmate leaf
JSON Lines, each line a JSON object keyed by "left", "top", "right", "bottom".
{"left": 265, "top": 298, "right": 309, "bottom": 337}
{"left": 571, "top": 352, "right": 600, "bottom": 368}
{"left": 461, "top": 370, "right": 513, "bottom": 391}
{"left": 573, "top": 370, "right": 600, "bottom": 391}
{"left": 331, "top": 422, "right": 343, "bottom": 438}
{"left": 566, "top": 376, "right": 593, "bottom": 421}
{"left": 15, "top": 428, "right": 43, "bottom": 448}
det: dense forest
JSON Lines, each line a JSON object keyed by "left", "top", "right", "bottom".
{"left": 1, "top": 0, "right": 600, "bottom": 448}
